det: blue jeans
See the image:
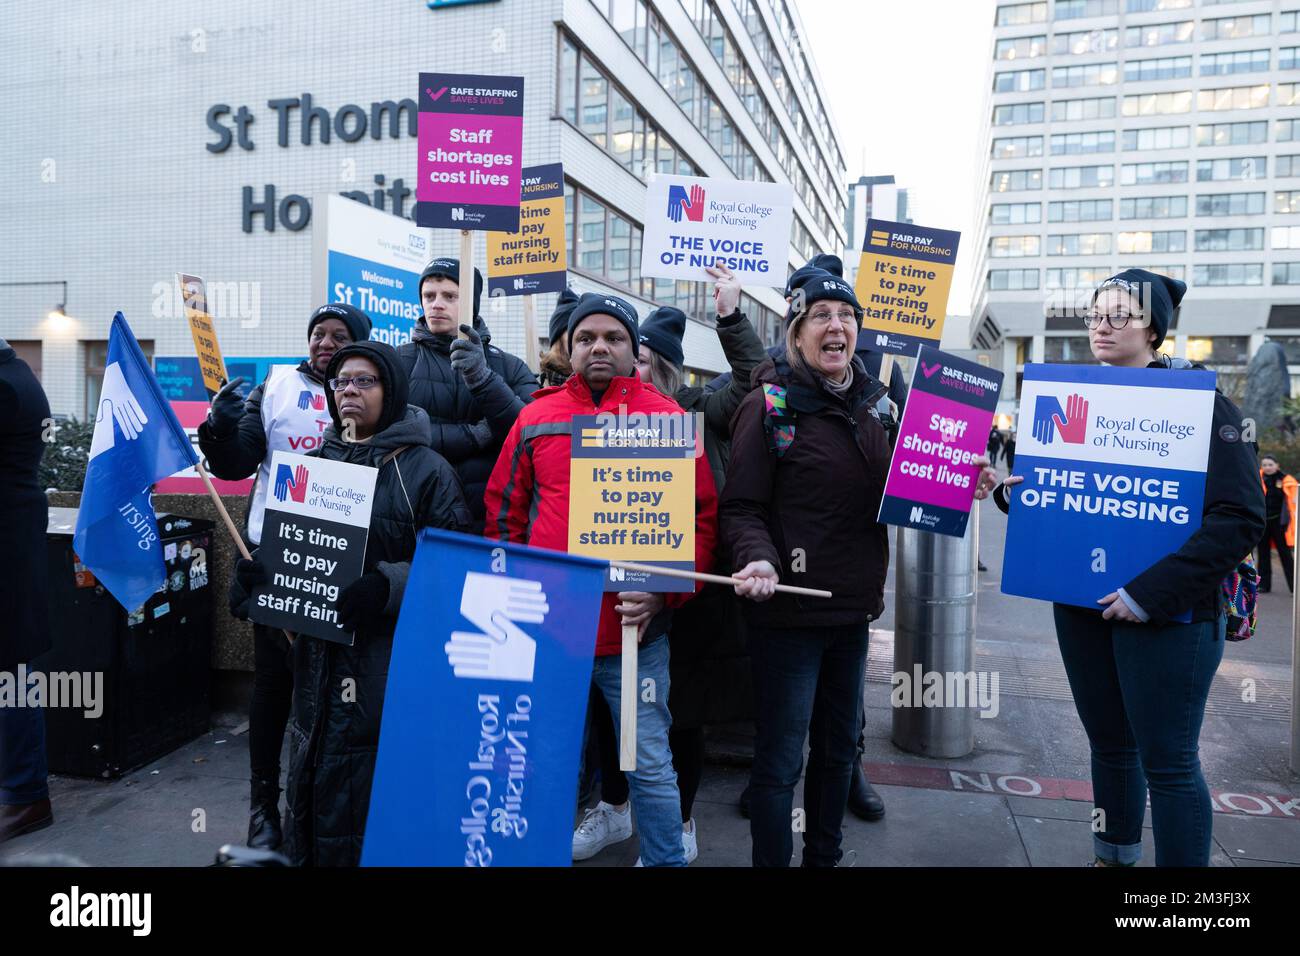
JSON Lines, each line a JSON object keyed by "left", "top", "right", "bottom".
{"left": 0, "top": 666, "right": 49, "bottom": 805}
{"left": 588, "top": 635, "right": 684, "bottom": 866}
{"left": 1053, "top": 605, "right": 1225, "bottom": 867}
{"left": 748, "top": 622, "right": 870, "bottom": 867}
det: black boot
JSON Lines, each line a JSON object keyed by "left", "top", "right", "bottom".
{"left": 847, "top": 762, "right": 885, "bottom": 821}
{"left": 248, "top": 776, "right": 283, "bottom": 850}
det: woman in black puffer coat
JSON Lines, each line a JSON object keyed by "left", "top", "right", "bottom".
{"left": 230, "top": 340, "right": 471, "bottom": 866}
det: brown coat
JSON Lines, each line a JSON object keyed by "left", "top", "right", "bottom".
{"left": 721, "top": 355, "right": 892, "bottom": 630}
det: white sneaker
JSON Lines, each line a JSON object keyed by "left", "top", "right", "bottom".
{"left": 682, "top": 819, "right": 699, "bottom": 864}
{"left": 572, "top": 801, "right": 633, "bottom": 861}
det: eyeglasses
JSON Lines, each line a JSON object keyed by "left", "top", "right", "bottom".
{"left": 1083, "top": 312, "right": 1143, "bottom": 331}
{"left": 329, "top": 375, "right": 380, "bottom": 391}
{"left": 806, "top": 309, "right": 858, "bottom": 326}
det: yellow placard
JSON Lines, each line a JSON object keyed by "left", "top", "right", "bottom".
{"left": 853, "top": 219, "right": 961, "bottom": 356}
{"left": 177, "top": 273, "right": 228, "bottom": 398}
{"left": 485, "top": 163, "right": 567, "bottom": 297}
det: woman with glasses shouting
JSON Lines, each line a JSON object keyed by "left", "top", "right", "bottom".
{"left": 993, "top": 269, "right": 1264, "bottom": 867}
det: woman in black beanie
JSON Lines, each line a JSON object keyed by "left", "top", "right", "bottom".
{"left": 994, "top": 269, "right": 1264, "bottom": 866}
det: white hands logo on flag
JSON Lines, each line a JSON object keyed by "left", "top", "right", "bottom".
{"left": 444, "top": 572, "right": 548, "bottom": 683}
{"left": 89, "top": 361, "right": 149, "bottom": 461}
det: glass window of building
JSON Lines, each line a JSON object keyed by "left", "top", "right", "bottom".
{"left": 1052, "top": 28, "right": 1118, "bottom": 55}
{"left": 1197, "top": 85, "right": 1271, "bottom": 112}
{"left": 1280, "top": 156, "right": 1300, "bottom": 178}
{"left": 994, "top": 68, "right": 1046, "bottom": 92}
{"left": 1122, "top": 91, "right": 1191, "bottom": 116}
{"left": 1196, "top": 120, "right": 1268, "bottom": 146}
{"left": 1193, "top": 264, "right": 1263, "bottom": 286}
{"left": 1121, "top": 161, "right": 1187, "bottom": 185}
{"left": 1122, "top": 126, "right": 1190, "bottom": 150}
{"left": 1052, "top": 62, "right": 1118, "bottom": 88}
{"left": 988, "top": 268, "right": 1040, "bottom": 290}
{"left": 1055, "top": 0, "right": 1118, "bottom": 20}
{"left": 1284, "top": 11, "right": 1298, "bottom": 34}
{"left": 1196, "top": 156, "right": 1265, "bottom": 183}
{"left": 1051, "top": 130, "right": 1115, "bottom": 154}
{"left": 1044, "top": 337, "right": 1095, "bottom": 363}
{"left": 1049, "top": 199, "right": 1113, "bottom": 221}
{"left": 1184, "top": 337, "right": 1250, "bottom": 364}
{"left": 992, "top": 201, "right": 1043, "bottom": 224}
{"left": 993, "top": 102, "right": 1046, "bottom": 125}
{"left": 1276, "top": 225, "right": 1300, "bottom": 249}
{"left": 996, "top": 2, "right": 1048, "bottom": 25}
{"left": 578, "top": 193, "right": 606, "bottom": 273}
{"left": 1130, "top": 264, "right": 1186, "bottom": 280}
{"left": 1200, "top": 15, "right": 1271, "bottom": 41}
{"left": 1051, "top": 96, "right": 1116, "bottom": 121}
{"left": 1126, "top": 0, "right": 1191, "bottom": 10}
{"left": 1118, "top": 230, "right": 1185, "bottom": 254}
{"left": 995, "top": 35, "right": 1047, "bottom": 60}
{"left": 1279, "top": 190, "right": 1300, "bottom": 215}
{"left": 1280, "top": 119, "right": 1300, "bottom": 142}
{"left": 1195, "top": 227, "right": 1265, "bottom": 251}
{"left": 1120, "top": 195, "right": 1188, "bottom": 218}
{"left": 990, "top": 235, "right": 1041, "bottom": 257}
{"left": 993, "top": 135, "right": 1044, "bottom": 158}
{"left": 1279, "top": 84, "right": 1300, "bottom": 108}
{"left": 1201, "top": 49, "right": 1271, "bottom": 77}
{"left": 992, "top": 168, "right": 1044, "bottom": 191}
{"left": 1275, "top": 263, "right": 1300, "bottom": 285}
{"left": 1124, "top": 56, "right": 1192, "bottom": 82}
{"left": 1124, "top": 20, "right": 1194, "bottom": 48}
{"left": 579, "top": 59, "right": 608, "bottom": 147}
{"left": 1046, "top": 266, "right": 1112, "bottom": 289}
{"left": 1195, "top": 191, "right": 1267, "bottom": 216}
{"left": 1050, "top": 164, "right": 1114, "bottom": 189}
{"left": 557, "top": 35, "right": 579, "bottom": 124}
{"left": 1047, "top": 233, "right": 1112, "bottom": 256}
{"left": 1282, "top": 48, "right": 1300, "bottom": 71}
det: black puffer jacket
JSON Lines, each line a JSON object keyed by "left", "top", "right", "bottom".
{"left": 284, "top": 343, "right": 472, "bottom": 867}
{"left": 396, "top": 316, "right": 536, "bottom": 531}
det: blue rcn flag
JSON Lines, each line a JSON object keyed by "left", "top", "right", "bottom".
{"left": 362, "top": 528, "right": 605, "bottom": 867}
{"left": 73, "top": 313, "right": 200, "bottom": 610}
{"left": 1001, "top": 363, "right": 1216, "bottom": 615}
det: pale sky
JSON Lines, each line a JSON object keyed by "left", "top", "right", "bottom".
{"left": 797, "top": 0, "right": 995, "bottom": 330}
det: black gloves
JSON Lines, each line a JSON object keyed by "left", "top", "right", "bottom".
{"left": 208, "top": 377, "right": 248, "bottom": 436}
{"left": 449, "top": 325, "right": 491, "bottom": 389}
{"left": 336, "top": 570, "right": 390, "bottom": 633}
{"left": 229, "top": 556, "right": 267, "bottom": 620}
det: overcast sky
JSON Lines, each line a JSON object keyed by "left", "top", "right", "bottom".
{"left": 796, "top": 0, "right": 995, "bottom": 327}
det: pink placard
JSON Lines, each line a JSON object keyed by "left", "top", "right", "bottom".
{"left": 882, "top": 388, "right": 988, "bottom": 512}
{"left": 417, "top": 112, "right": 523, "bottom": 207}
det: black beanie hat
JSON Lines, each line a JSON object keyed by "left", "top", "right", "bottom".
{"left": 783, "top": 254, "right": 844, "bottom": 298}
{"left": 567, "top": 292, "right": 640, "bottom": 357}
{"left": 638, "top": 306, "right": 687, "bottom": 368}
{"left": 324, "top": 340, "right": 409, "bottom": 436}
{"left": 308, "top": 302, "right": 372, "bottom": 345}
{"left": 788, "top": 273, "right": 863, "bottom": 328}
{"left": 1093, "top": 268, "right": 1186, "bottom": 348}
{"left": 419, "top": 257, "right": 483, "bottom": 324}
{"left": 549, "top": 287, "right": 581, "bottom": 346}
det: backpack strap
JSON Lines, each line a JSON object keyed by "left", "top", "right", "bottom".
{"left": 761, "top": 383, "right": 796, "bottom": 459}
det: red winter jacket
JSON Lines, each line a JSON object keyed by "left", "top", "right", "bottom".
{"left": 483, "top": 372, "right": 719, "bottom": 656}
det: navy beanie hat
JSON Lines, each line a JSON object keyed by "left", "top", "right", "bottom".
{"left": 549, "top": 287, "right": 581, "bottom": 346}
{"left": 638, "top": 306, "right": 687, "bottom": 368}
{"left": 788, "top": 273, "right": 864, "bottom": 327}
{"left": 308, "top": 302, "right": 372, "bottom": 345}
{"left": 419, "top": 257, "right": 483, "bottom": 323}
{"left": 567, "top": 292, "right": 640, "bottom": 357}
{"left": 1093, "top": 268, "right": 1186, "bottom": 348}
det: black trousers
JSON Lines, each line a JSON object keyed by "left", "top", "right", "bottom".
{"left": 250, "top": 623, "right": 294, "bottom": 784}
{"left": 1258, "top": 519, "right": 1294, "bottom": 592}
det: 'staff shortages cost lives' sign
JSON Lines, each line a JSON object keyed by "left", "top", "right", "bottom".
{"left": 1001, "top": 364, "right": 1216, "bottom": 615}
{"left": 415, "top": 72, "right": 524, "bottom": 232}
{"left": 855, "top": 219, "right": 960, "bottom": 356}
{"left": 878, "top": 346, "right": 1004, "bottom": 538}
{"left": 568, "top": 413, "right": 698, "bottom": 592}
{"left": 486, "top": 163, "right": 567, "bottom": 297}
{"left": 640, "top": 173, "right": 793, "bottom": 288}
{"left": 249, "top": 451, "right": 378, "bottom": 643}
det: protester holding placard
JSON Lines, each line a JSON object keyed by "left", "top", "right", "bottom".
{"left": 1257, "top": 455, "right": 1296, "bottom": 593}
{"left": 198, "top": 301, "right": 371, "bottom": 851}
{"left": 538, "top": 287, "right": 580, "bottom": 388}
{"left": 993, "top": 269, "right": 1264, "bottom": 867}
{"left": 483, "top": 293, "right": 719, "bottom": 867}
{"left": 398, "top": 257, "right": 537, "bottom": 533}
{"left": 229, "top": 340, "right": 471, "bottom": 866}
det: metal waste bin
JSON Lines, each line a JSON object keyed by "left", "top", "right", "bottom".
{"left": 891, "top": 508, "right": 979, "bottom": 758}
{"left": 38, "top": 508, "right": 215, "bottom": 777}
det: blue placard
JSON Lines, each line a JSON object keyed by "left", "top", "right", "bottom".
{"left": 362, "top": 528, "right": 605, "bottom": 866}
{"left": 1000, "top": 363, "right": 1217, "bottom": 616}
{"left": 154, "top": 356, "right": 299, "bottom": 401}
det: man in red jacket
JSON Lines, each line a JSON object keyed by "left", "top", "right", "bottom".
{"left": 484, "top": 292, "right": 718, "bottom": 867}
